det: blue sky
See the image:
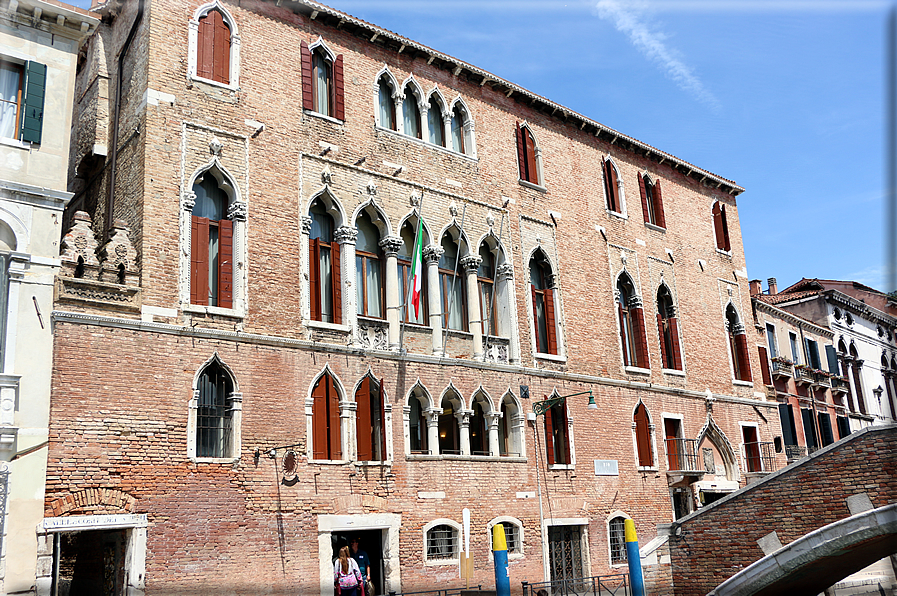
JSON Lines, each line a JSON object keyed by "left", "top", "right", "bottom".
{"left": 74, "top": 0, "right": 892, "bottom": 292}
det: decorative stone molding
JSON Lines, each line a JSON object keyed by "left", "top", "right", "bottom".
{"left": 60, "top": 211, "right": 100, "bottom": 272}
{"left": 98, "top": 219, "right": 139, "bottom": 283}
{"left": 379, "top": 235, "right": 403, "bottom": 257}
{"left": 460, "top": 255, "right": 482, "bottom": 273}
{"left": 629, "top": 294, "right": 644, "bottom": 309}
{"left": 546, "top": 273, "right": 558, "bottom": 290}
{"left": 449, "top": 201, "right": 459, "bottom": 218}
{"left": 227, "top": 201, "right": 247, "bottom": 221}
{"left": 209, "top": 136, "right": 223, "bottom": 156}
{"left": 335, "top": 226, "right": 358, "bottom": 245}
{"left": 486, "top": 213, "right": 495, "bottom": 228}
{"left": 366, "top": 179, "right": 378, "bottom": 196}
{"left": 301, "top": 216, "right": 313, "bottom": 236}
{"left": 181, "top": 190, "right": 197, "bottom": 212}
{"left": 495, "top": 263, "right": 514, "bottom": 282}
{"left": 55, "top": 277, "right": 142, "bottom": 312}
{"left": 422, "top": 245, "right": 444, "bottom": 264}
{"left": 484, "top": 341, "right": 509, "bottom": 364}
{"left": 357, "top": 320, "right": 389, "bottom": 351}
{"left": 321, "top": 167, "right": 333, "bottom": 185}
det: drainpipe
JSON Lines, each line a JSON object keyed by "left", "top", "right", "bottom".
{"left": 105, "top": 0, "right": 145, "bottom": 239}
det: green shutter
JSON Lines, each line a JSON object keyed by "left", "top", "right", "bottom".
{"left": 20, "top": 61, "right": 46, "bottom": 144}
{"left": 825, "top": 345, "right": 840, "bottom": 375}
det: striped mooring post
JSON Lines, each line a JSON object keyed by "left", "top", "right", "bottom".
{"left": 492, "top": 523, "right": 510, "bottom": 596}
{"left": 625, "top": 518, "right": 646, "bottom": 596}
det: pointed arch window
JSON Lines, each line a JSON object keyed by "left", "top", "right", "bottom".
{"left": 608, "top": 516, "right": 628, "bottom": 564}
{"left": 633, "top": 402, "right": 654, "bottom": 468}
{"left": 848, "top": 343, "right": 867, "bottom": 414}
{"left": 403, "top": 86, "right": 422, "bottom": 139}
{"left": 438, "top": 393, "right": 461, "bottom": 455}
{"left": 470, "top": 395, "right": 489, "bottom": 456}
{"left": 478, "top": 244, "right": 498, "bottom": 337}
{"left": 398, "top": 220, "right": 428, "bottom": 325}
{"left": 726, "top": 305, "right": 752, "bottom": 382}
{"left": 309, "top": 199, "right": 342, "bottom": 324}
{"left": 197, "top": 9, "right": 231, "bottom": 84}
{"left": 499, "top": 395, "right": 521, "bottom": 457}
{"left": 439, "top": 234, "right": 467, "bottom": 332}
{"left": 301, "top": 40, "right": 344, "bottom": 120}
{"left": 191, "top": 173, "right": 233, "bottom": 308}
{"left": 712, "top": 201, "right": 731, "bottom": 252}
{"left": 656, "top": 286, "right": 682, "bottom": 370}
{"left": 451, "top": 104, "right": 471, "bottom": 155}
{"left": 355, "top": 211, "right": 384, "bottom": 319}
{"left": 312, "top": 372, "right": 341, "bottom": 460}
{"left": 378, "top": 76, "right": 397, "bottom": 131}
{"left": 428, "top": 97, "right": 445, "bottom": 146}
{"left": 617, "top": 275, "right": 648, "bottom": 369}
{"left": 516, "top": 122, "right": 540, "bottom": 185}
{"left": 638, "top": 174, "right": 665, "bottom": 228}
{"left": 409, "top": 389, "right": 429, "bottom": 454}
{"left": 356, "top": 376, "right": 387, "bottom": 462}
{"left": 530, "top": 251, "right": 558, "bottom": 355}
{"left": 544, "top": 397, "right": 570, "bottom": 465}
{"left": 196, "top": 361, "right": 234, "bottom": 458}
{"left": 604, "top": 159, "right": 621, "bottom": 213}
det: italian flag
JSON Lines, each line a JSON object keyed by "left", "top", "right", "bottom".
{"left": 409, "top": 218, "right": 424, "bottom": 319}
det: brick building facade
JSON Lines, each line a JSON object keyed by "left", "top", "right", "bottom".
{"left": 44, "top": 0, "right": 784, "bottom": 593}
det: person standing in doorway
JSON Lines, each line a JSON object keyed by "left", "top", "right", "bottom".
{"left": 334, "top": 546, "right": 362, "bottom": 595}
{"left": 350, "top": 537, "right": 371, "bottom": 590}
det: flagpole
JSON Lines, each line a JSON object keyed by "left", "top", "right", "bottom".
{"left": 443, "top": 202, "right": 468, "bottom": 358}
{"left": 399, "top": 194, "right": 425, "bottom": 356}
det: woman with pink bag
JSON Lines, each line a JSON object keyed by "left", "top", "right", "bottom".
{"left": 333, "top": 546, "right": 364, "bottom": 596}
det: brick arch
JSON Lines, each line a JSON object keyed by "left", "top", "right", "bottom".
{"left": 46, "top": 488, "right": 137, "bottom": 517}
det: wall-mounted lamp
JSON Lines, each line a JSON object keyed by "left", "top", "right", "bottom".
{"left": 532, "top": 389, "right": 596, "bottom": 415}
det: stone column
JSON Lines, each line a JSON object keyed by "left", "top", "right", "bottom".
{"left": 457, "top": 409, "right": 472, "bottom": 455}
{"left": 496, "top": 263, "right": 519, "bottom": 364}
{"left": 486, "top": 411, "right": 502, "bottom": 456}
{"left": 380, "top": 235, "right": 403, "bottom": 350}
{"left": 335, "top": 226, "right": 358, "bottom": 332}
{"left": 300, "top": 216, "right": 313, "bottom": 321}
{"left": 426, "top": 407, "right": 441, "bottom": 455}
{"left": 885, "top": 372, "right": 897, "bottom": 420}
{"left": 423, "top": 245, "right": 444, "bottom": 355}
{"left": 461, "top": 255, "right": 483, "bottom": 360}
{"left": 844, "top": 357, "right": 861, "bottom": 414}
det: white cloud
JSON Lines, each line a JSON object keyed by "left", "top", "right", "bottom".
{"left": 595, "top": 0, "right": 721, "bottom": 111}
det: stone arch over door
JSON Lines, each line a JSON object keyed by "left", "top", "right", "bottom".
{"left": 695, "top": 415, "right": 740, "bottom": 482}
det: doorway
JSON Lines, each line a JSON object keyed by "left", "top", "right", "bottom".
{"left": 333, "top": 529, "right": 384, "bottom": 595}
{"left": 52, "top": 530, "right": 126, "bottom": 596}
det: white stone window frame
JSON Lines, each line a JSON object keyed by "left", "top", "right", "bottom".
{"left": 738, "top": 420, "right": 764, "bottom": 472}
{"left": 724, "top": 300, "right": 751, "bottom": 386}
{"left": 304, "top": 365, "right": 352, "bottom": 464}
{"left": 187, "top": 1, "right": 241, "bottom": 91}
{"left": 544, "top": 390, "right": 576, "bottom": 471}
{"left": 423, "top": 518, "right": 462, "bottom": 566}
{"left": 403, "top": 381, "right": 436, "bottom": 457}
{"left": 630, "top": 399, "right": 659, "bottom": 472}
{"left": 0, "top": 49, "right": 34, "bottom": 149}
{"left": 474, "top": 231, "right": 518, "bottom": 352}
{"left": 187, "top": 352, "right": 242, "bottom": 463}
{"left": 486, "top": 516, "right": 524, "bottom": 559}
{"left": 602, "top": 157, "right": 627, "bottom": 219}
{"left": 516, "top": 121, "right": 546, "bottom": 191}
{"left": 498, "top": 389, "right": 526, "bottom": 458}
{"left": 614, "top": 269, "right": 645, "bottom": 371}
{"left": 180, "top": 159, "right": 248, "bottom": 318}
{"left": 656, "top": 280, "right": 685, "bottom": 375}
{"left": 606, "top": 511, "right": 632, "bottom": 568}
{"left": 527, "top": 246, "right": 566, "bottom": 362}
{"left": 305, "top": 36, "right": 342, "bottom": 123}
{"left": 350, "top": 370, "right": 394, "bottom": 465}
{"left": 448, "top": 96, "right": 477, "bottom": 158}
{"left": 301, "top": 185, "right": 351, "bottom": 332}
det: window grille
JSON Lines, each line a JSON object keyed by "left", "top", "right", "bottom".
{"left": 426, "top": 525, "right": 457, "bottom": 561}
{"left": 609, "top": 517, "right": 627, "bottom": 564}
{"left": 197, "top": 364, "right": 232, "bottom": 458}
{"left": 491, "top": 522, "right": 520, "bottom": 554}
{"left": 548, "top": 525, "right": 583, "bottom": 582}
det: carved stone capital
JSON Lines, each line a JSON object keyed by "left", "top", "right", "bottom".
{"left": 495, "top": 263, "right": 514, "bottom": 281}
{"left": 546, "top": 273, "right": 558, "bottom": 290}
{"left": 629, "top": 294, "right": 643, "bottom": 309}
{"left": 335, "top": 226, "right": 358, "bottom": 245}
{"left": 181, "top": 191, "right": 197, "bottom": 212}
{"left": 98, "top": 219, "right": 138, "bottom": 274}
{"left": 227, "top": 201, "right": 247, "bottom": 221}
{"left": 456, "top": 409, "right": 473, "bottom": 425}
{"left": 422, "top": 245, "right": 444, "bottom": 264}
{"left": 732, "top": 322, "right": 746, "bottom": 335}
{"left": 301, "top": 216, "right": 313, "bottom": 236}
{"left": 460, "top": 255, "right": 482, "bottom": 273}
{"left": 60, "top": 211, "right": 100, "bottom": 267}
{"left": 379, "top": 235, "right": 403, "bottom": 257}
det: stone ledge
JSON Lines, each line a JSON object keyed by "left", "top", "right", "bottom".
{"left": 55, "top": 277, "right": 141, "bottom": 312}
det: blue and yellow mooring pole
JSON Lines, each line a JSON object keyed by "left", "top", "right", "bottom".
{"left": 492, "top": 523, "right": 510, "bottom": 596}
{"left": 624, "top": 519, "right": 645, "bottom": 596}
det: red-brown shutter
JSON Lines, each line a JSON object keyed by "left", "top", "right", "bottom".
{"left": 735, "top": 333, "right": 752, "bottom": 382}
{"left": 309, "top": 238, "right": 321, "bottom": 320}
{"left": 191, "top": 217, "right": 210, "bottom": 306}
{"left": 654, "top": 180, "right": 666, "bottom": 228}
{"left": 713, "top": 203, "right": 725, "bottom": 250}
{"left": 720, "top": 204, "right": 731, "bottom": 252}
{"left": 525, "top": 129, "right": 538, "bottom": 184}
{"left": 301, "top": 41, "right": 314, "bottom": 112}
{"left": 544, "top": 399, "right": 555, "bottom": 465}
{"left": 331, "top": 241, "right": 342, "bottom": 324}
{"left": 379, "top": 378, "right": 387, "bottom": 460}
{"left": 197, "top": 14, "right": 214, "bottom": 80}
{"left": 634, "top": 404, "right": 652, "bottom": 467}
{"left": 638, "top": 173, "right": 650, "bottom": 223}
{"left": 633, "top": 307, "right": 649, "bottom": 369}
{"left": 618, "top": 302, "right": 629, "bottom": 366}
{"left": 657, "top": 313, "right": 668, "bottom": 369}
{"left": 516, "top": 122, "right": 526, "bottom": 181}
{"left": 212, "top": 11, "right": 230, "bottom": 84}
{"left": 606, "top": 160, "right": 619, "bottom": 212}
{"left": 559, "top": 405, "right": 571, "bottom": 464}
{"left": 759, "top": 346, "right": 772, "bottom": 386}
{"left": 327, "top": 375, "right": 341, "bottom": 460}
{"left": 356, "top": 377, "right": 372, "bottom": 461}
{"left": 544, "top": 288, "right": 558, "bottom": 355}
{"left": 218, "top": 218, "right": 233, "bottom": 309}
{"left": 669, "top": 317, "right": 683, "bottom": 371}
{"left": 312, "top": 378, "right": 328, "bottom": 459}
{"left": 531, "top": 285, "right": 540, "bottom": 349}
{"left": 333, "top": 54, "right": 345, "bottom": 121}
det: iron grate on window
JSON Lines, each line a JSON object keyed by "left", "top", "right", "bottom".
{"left": 426, "top": 524, "right": 458, "bottom": 561}
{"left": 197, "top": 364, "right": 232, "bottom": 458}
{"left": 609, "top": 517, "right": 628, "bottom": 564}
{"left": 492, "top": 522, "right": 520, "bottom": 554}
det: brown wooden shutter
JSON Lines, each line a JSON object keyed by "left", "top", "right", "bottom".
{"left": 327, "top": 375, "right": 341, "bottom": 460}
{"left": 669, "top": 317, "right": 683, "bottom": 371}
{"left": 720, "top": 204, "right": 731, "bottom": 252}
{"left": 607, "top": 161, "right": 619, "bottom": 212}
{"left": 657, "top": 313, "right": 668, "bottom": 369}
{"left": 618, "top": 302, "right": 629, "bottom": 366}
{"left": 633, "top": 307, "right": 649, "bottom": 369}
{"left": 759, "top": 345, "right": 772, "bottom": 386}
{"left": 544, "top": 288, "right": 558, "bottom": 355}
{"left": 197, "top": 14, "right": 214, "bottom": 80}
{"left": 331, "top": 241, "right": 342, "bottom": 324}
{"left": 356, "top": 377, "right": 372, "bottom": 461}
{"left": 516, "top": 122, "right": 526, "bottom": 180}
{"left": 525, "top": 129, "right": 538, "bottom": 184}
{"left": 654, "top": 180, "right": 666, "bottom": 228}
{"left": 218, "top": 218, "right": 233, "bottom": 309}
{"left": 212, "top": 11, "right": 230, "bottom": 84}
{"left": 544, "top": 400, "right": 555, "bottom": 465}
{"left": 638, "top": 173, "right": 650, "bottom": 223}
{"left": 634, "top": 404, "right": 652, "bottom": 467}
{"left": 312, "top": 378, "right": 328, "bottom": 459}
{"left": 531, "top": 285, "right": 540, "bottom": 348}
{"left": 713, "top": 203, "right": 725, "bottom": 249}
{"left": 301, "top": 41, "right": 314, "bottom": 112}
{"left": 191, "top": 217, "right": 210, "bottom": 306}
{"left": 735, "top": 333, "right": 752, "bottom": 382}
{"left": 333, "top": 54, "right": 345, "bottom": 121}
{"left": 379, "top": 378, "right": 387, "bottom": 460}
{"left": 309, "top": 238, "right": 321, "bottom": 320}
{"left": 559, "top": 405, "right": 571, "bottom": 464}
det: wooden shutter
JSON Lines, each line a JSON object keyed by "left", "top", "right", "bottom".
{"left": 778, "top": 403, "right": 797, "bottom": 446}
{"left": 656, "top": 313, "right": 668, "bottom": 368}
{"left": 531, "top": 285, "right": 540, "bottom": 349}
{"left": 618, "top": 302, "right": 629, "bottom": 366}
{"left": 654, "top": 180, "right": 666, "bottom": 228}
{"left": 825, "top": 345, "right": 840, "bottom": 375}
{"left": 212, "top": 11, "right": 230, "bottom": 84}
{"left": 515, "top": 122, "right": 527, "bottom": 180}
{"left": 758, "top": 346, "right": 772, "bottom": 386}
{"left": 633, "top": 307, "right": 649, "bottom": 369}
{"left": 331, "top": 241, "right": 342, "bottom": 324}
{"left": 309, "top": 238, "right": 321, "bottom": 320}
{"left": 378, "top": 378, "right": 387, "bottom": 460}
{"left": 606, "top": 161, "right": 619, "bottom": 212}
{"left": 218, "top": 218, "right": 233, "bottom": 309}
{"left": 638, "top": 173, "right": 650, "bottom": 223}
{"left": 20, "top": 61, "right": 46, "bottom": 144}
{"left": 312, "top": 378, "right": 328, "bottom": 459}
{"left": 836, "top": 416, "right": 851, "bottom": 439}
{"left": 191, "top": 217, "right": 210, "bottom": 305}
{"left": 720, "top": 204, "right": 731, "bottom": 251}
{"left": 419, "top": 399, "right": 428, "bottom": 452}
{"left": 197, "top": 14, "right": 214, "bottom": 80}
{"left": 333, "top": 54, "right": 345, "bottom": 120}
{"left": 327, "top": 375, "right": 341, "bottom": 460}
{"left": 544, "top": 288, "right": 558, "bottom": 355}
{"left": 559, "top": 405, "right": 571, "bottom": 464}
{"left": 669, "top": 317, "right": 683, "bottom": 370}
{"left": 818, "top": 413, "right": 834, "bottom": 446}
{"left": 525, "top": 129, "right": 538, "bottom": 184}
{"left": 544, "top": 399, "right": 555, "bottom": 465}
{"left": 801, "top": 408, "right": 818, "bottom": 449}
{"left": 712, "top": 203, "right": 725, "bottom": 250}
{"left": 734, "top": 333, "right": 752, "bottom": 382}
{"left": 356, "top": 377, "right": 372, "bottom": 461}
{"left": 634, "top": 404, "right": 652, "bottom": 467}
{"left": 301, "top": 41, "right": 314, "bottom": 111}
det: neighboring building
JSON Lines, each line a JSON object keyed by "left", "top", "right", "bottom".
{"left": 45, "top": 1, "right": 783, "bottom": 594}
{"left": 0, "top": 1, "right": 98, "bottom": 594}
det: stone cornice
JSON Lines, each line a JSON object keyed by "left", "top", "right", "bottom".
{"left": 2, "top": 0, "right": 100, "bottom": 42}
{"left": 51, "top": 309, "right": 776, "bottom": 409}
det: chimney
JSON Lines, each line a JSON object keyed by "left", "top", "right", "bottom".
{"left": 749, "top": 279, "right": 762, "bottom": 296}
{"left": 767, "top": 277, "right": 778, "bottom": 295}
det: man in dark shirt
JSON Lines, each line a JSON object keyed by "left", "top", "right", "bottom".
{"left": 350, "top": 537, "right": 371, "bottom": 586}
